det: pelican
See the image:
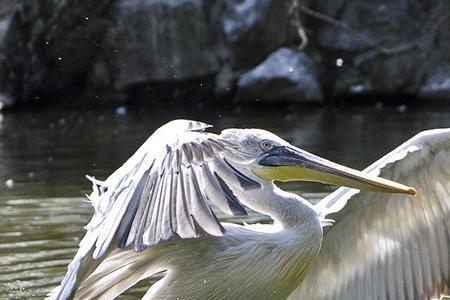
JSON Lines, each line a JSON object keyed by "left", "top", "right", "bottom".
{"left": 48, "top": 120, "right": 450, "bottom": 300}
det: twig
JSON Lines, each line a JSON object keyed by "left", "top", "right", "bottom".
{"left": 289, "top": 0, "right": 308, "bottom": 50}
{"left": 298, "top": 4, "right": 420, "bottom": 56}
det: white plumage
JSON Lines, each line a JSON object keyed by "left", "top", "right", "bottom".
{"left": 289, "top": 129, "right": 450, "bottom": 300}
{"left": 48, "top": 120, "right": 449, "bottom": 300}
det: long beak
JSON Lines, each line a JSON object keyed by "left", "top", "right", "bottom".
{"left": 255, "top": 146, "right": 416, "bottom": 195}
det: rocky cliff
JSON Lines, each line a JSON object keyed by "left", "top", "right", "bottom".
{"left": 0, "top": 0, "right": 449, "bottom": 109}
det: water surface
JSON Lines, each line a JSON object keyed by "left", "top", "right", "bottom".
{"left": 1, "top": 105, "right": 449, "bottom": 298}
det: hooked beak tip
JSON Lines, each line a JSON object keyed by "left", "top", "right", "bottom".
{"left": 408, "top": 187, "right": 417, "bottom": 196}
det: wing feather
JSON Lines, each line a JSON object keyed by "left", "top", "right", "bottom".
{"left": 151, "top": 174, "right": 168, "bottom": 245}
{"left": 289, "top": 129, "right": 450, "bottom": 300}
{"left": 51, "top": 119, "right": 255, "bottom": 300}
{"left": 116, "top": 169, "right": 150, "bottom": 248}
{"left": 175, "top": 168, "right": 197, "bottom": 239}
{"left": 201, "top": 163, "right": 247, "bottom": 216}
{"left": 184, "top": 167, "right": 220, "bottom": 236}
{"left": 213, "top": 156, "right": 261, "bottom": 190}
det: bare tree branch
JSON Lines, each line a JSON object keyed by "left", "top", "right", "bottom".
{"left": 296, "top": 4, "right": 450, "bottom": 56}
{"left": 298, "top": 5, "right": 417, "bottom": 55}
{"left": 289, "top": 0, "right": 308, "bottom": 50}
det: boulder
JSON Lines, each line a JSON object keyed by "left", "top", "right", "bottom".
{"left": 237, "top": 48, "right": 323, "bottom": 103}
{"left": 218, "top": 0, "right": 290, "bottom": 68}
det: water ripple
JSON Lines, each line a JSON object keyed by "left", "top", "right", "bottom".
{"left": 0, "top": 196, "right": 324, "bottom": 298}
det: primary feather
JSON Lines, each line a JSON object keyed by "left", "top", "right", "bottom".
{"left": 289, "top": 129, "right": 450, "bottom": 300}
{"left": 48, "top": 120, "right": 262, "bottom": 299}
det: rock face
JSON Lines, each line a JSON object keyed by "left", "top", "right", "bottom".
{"left": 1, "top": 0, "right": 114, "bottom": 107}
{"left": 237, "top": 48, "right": 323, "bottom": 103}
{"left": 104, "top": 0, "right": 219, "bottom": 89}
{"left": 218, "top": 0, "right": 290, "bottom": 68}
{"left": 315, "top": 0, "right": 450, "bottom": 99}
{"left": 0, "top": 0, "right": 450, "bottom": 108}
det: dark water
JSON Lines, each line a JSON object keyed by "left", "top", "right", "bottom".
{"left": 1, "top": 105, "right": 450, "bottom": 299}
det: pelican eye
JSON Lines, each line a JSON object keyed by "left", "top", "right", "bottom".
{"left": 260, "top": 140, "right": 274, "bottom": 151}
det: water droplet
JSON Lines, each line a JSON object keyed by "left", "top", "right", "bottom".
{"left": 115, "top": 106, "right": 127, "bottom": 117}
{"left": 336, "top": 58, "right": 344, "bottom": 67}
{"left": 374, "top": 101, "right": 384, "bottom": 110}
{"left": 85, "top": 16, "right": 89, "bottom": 20}
{"left": 397, "top": 104, "right": 407, "bottom": 113}
{"left": 350, "top": 84, "right": 365, "bottom": 94}
{"left": 57, "top": 57, "right": 62, "bottom": 61}
{"left": 5, "top": 179, "right": 14, "bottom": 189}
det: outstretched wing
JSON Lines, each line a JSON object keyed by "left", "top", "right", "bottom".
{"left": 50, "top": 119, "right": 259, "bottom": 300}
{"left": 289, "top": 129, "right": 450, "bottom": 300}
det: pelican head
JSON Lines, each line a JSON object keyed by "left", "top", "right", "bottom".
{"left": 221, "top": 128, "right": 416, "bottom": 195}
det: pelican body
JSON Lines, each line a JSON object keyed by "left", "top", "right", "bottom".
{"left": 49, "top": 120, "right": 422, "bottom": 300}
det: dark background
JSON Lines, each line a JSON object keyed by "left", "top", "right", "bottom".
{"left": 0, "top": 0, "right": 449, "bottom": 110}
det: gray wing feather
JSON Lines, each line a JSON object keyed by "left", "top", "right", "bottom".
{"left": 213, "top": 156, "right": 261, "bottom": 190}
{"left": 201, "top": 163, "right": 247, "bottom": 216}
{"left": 289, "top": 129, "right": 450, "bottom": 300}
{"left": 50, "top": 119, "right": 253, "bottom": 300}
{"left": 175, "top": 168, "right": 197, "bottom": 238}
{"left": 116, "top": 169, "right": 150, "bottom": 248}
{"left": 189, "top": 167, "right": 224, "bottom": 236}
